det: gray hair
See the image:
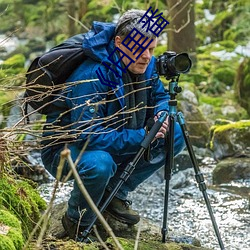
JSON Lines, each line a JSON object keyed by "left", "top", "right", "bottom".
{"left": 115, "top": 9, "right": 156, "bottom": 39}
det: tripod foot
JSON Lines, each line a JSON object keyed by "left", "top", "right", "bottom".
{"left": 161, "top": 227, "right": 168, "bottom": 243}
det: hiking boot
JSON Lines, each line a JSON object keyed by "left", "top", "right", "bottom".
{"left": 105, "top": 196, "right": 140, "bottom": 225}
{"left": 61, "top": 213, "right": 97, "bottom": 243}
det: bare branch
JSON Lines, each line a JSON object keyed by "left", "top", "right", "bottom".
{"left": 63, "top": 148, "right": 124, "bottom": 250}
{"left": 165, "top": 6, "right": 191, "bottom": 33}
{"left": 68, "top": 14, "right": 90, "bottom": 32}
{"left": 165, "top": 0, "right": 193, "bottom": 34}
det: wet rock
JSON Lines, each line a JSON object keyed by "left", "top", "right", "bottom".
{"left": 170, "top": 168, "right": 193, "bottom": 189}
{"left": 209, "top": 119, "right": 250, "bottom": 160}
{"left": 213, "top": 157, "right": 250, "bottom": 184}
{"left": 181, "top": 89, "right": 199, "bottom": 105}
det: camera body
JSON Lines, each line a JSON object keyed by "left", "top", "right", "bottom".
{"left": 156, "top": 51, "right": 192, "bottom": 79}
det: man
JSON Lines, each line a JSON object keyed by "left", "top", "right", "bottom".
{"left": 41, "top": 9, "right": 185, "bottom": 241}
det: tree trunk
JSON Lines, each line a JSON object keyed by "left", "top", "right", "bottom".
{"left": 167, "top": 0, "right": 196, "bottom": 63}
{"left": 78, "top": 0, "right": 88, "bottom": 20}
{"left": 67, "top": 0, "right": 77, "bottom": 36}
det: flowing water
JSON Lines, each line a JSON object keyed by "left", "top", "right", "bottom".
{"left": 128, "top": 157, "right": 250, "bottom": 250}
{"left": 38, "top": 156, "right": 250, "bottom": 250}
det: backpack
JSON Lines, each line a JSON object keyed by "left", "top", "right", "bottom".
{"left": 24, "top": 34, "right": 87, "bottom": 115}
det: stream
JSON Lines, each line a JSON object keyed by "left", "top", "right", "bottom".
{"left": 38, "top": 155, "right": 250, "bottom": 250}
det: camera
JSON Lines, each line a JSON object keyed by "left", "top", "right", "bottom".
{"left": 156, "top": 51, "right": 192, "bottom": 79}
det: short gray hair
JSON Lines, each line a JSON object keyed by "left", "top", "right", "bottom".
{"left": 115, "top": 9, "right": 156, "bottom": 39}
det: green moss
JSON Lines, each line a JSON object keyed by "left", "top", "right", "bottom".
{"left": 106, "top": 237, "right": 207, "bottom": 250}
{"left": 7, "top": 228, "right": 24, "bottom": 249}
{"left": 209, "top": 120, "right": 250, "bottom": 150}
{"left": 214, "top": 119, "right": 232, "bottom": 126}
{"left": 199, "top": 90, "right": 248, "bottom": 122}
{"left": 0, "top": 91, "right": 16, "bottom": 107}
{"left": 1, "top": 54, "right": 25, "bottom": 69}
{"left": 0, "top": 209, "right": 24, "bottom": 249}
{"left": 84, "top": 243, "right": 100, "bottom": 250}
{"left": 199, "top": 95, "right": 224, "bottom": 107}
{"left": 213, "top": 120, "right": 250, "bottom": 133}
{"left": 213, "top": 67, "right": 235, "bottom": 86}
{"left": 0, "top": 235, "right": 16, "bottom": 250}
{"left": 0, "top": 54, "right": 26, "bottom": 86}
{"left": 0, "top": 209, "right": 21, "bottom": 229}
{"left": 0, "top": 175, "right": 46, "bottom": 239}
{"left": 218, "top": 40, "right": 237, "bottom": 52}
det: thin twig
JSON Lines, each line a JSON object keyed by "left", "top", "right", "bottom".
{"left": 22, "top": 154, "right": 65, "bottom": 249}
{"left": 68, "top": 14, "right": 90, "bottom": 31}
{"left": 93, "top": 225, "right": 110, "bottom": 250}
{"left": 134, "top": 220, "right": 142, "bottom": 250}
{"left": 61, "top": 148, "right": 124, "bottom": 250}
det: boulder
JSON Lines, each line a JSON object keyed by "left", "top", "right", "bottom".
{"left": 213, "top": 157, "right": 250, "bottom": 184}
{"left": 209, "top": 120, "right": 250, "bottom": 160}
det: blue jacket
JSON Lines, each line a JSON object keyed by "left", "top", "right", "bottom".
{"left": 44, "top": 21, "right": 170, "bottom": 156}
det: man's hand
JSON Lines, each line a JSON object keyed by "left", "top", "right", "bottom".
{"left": 154, "top": 111, "right": 169, "bottom": 139}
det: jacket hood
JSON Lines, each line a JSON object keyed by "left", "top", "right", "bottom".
{"left": 82, "top": 21, "right": 116, "bottom": 63}
{"left": 80, "top": 21, "right": 158, "bottom": 90}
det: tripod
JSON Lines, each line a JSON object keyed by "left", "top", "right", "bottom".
{"left": 81, "top": 110, "right": 168, "bottom": 241}
{"left": 82, "top": 77, "right": 225, "bottom": 250}
{"left": 162, "top": 77, "right": 225, "bottom": 249}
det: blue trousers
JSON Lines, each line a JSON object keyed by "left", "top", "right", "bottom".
{"left": 41, "top": 123, "right": 185, "bottom": 226}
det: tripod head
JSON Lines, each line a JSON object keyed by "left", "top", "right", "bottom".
{"left": 168, "top": 76, "right": 182, "bottom": 100}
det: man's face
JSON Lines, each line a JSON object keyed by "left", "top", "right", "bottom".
{"left": 115, "top": 35, "right": 157, "bottom": 74}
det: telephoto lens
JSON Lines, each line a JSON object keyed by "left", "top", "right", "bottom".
{"left": 156, "top": 51, "right": 192, "bottom": 79}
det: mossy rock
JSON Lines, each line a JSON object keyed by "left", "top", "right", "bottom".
{"left": 0, "top": 54, "right": 26, "bottom": 86}
{"left": 44, "top": 202, "right": 211, "bottom": 250}
{"left": 28, "top": 237, "right": 211, "bottom": 250}
{"left": 106, "top": 237, "right": 210, "bottom": 250}
{"left": 213, "top": 67, "right": 235, "bottom": 86}
{"left": 213, "top": 157, "right": 250, "bottom": 184}
{"left": 217, "top": 40, "right": 237, "bottom": 52}
{"left": 194, "top": 44, "right": 241, "bottom": 95}
{"left": 0, "top": 174, "right": 47, "bottom": 239}
{"left": 1, "top": 54, "right": 25, "bottom": 70}
{"left": 199, "top": 92, "right": 248, "bottom": 122}
{"left": 209, "top": 120, "right": 250, "bottom": 160}
{"left": 0, "top": 209, "right": 24, "bottom": 250}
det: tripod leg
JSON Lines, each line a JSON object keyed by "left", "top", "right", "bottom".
{"left": 177, "top": 112, "right": 225, "bottom": 250}
{"left": 162, "top": 114, "right": 175, "bottom": 243}
{"left": 81, "top": 112, "right": 168, "bottom": 240}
